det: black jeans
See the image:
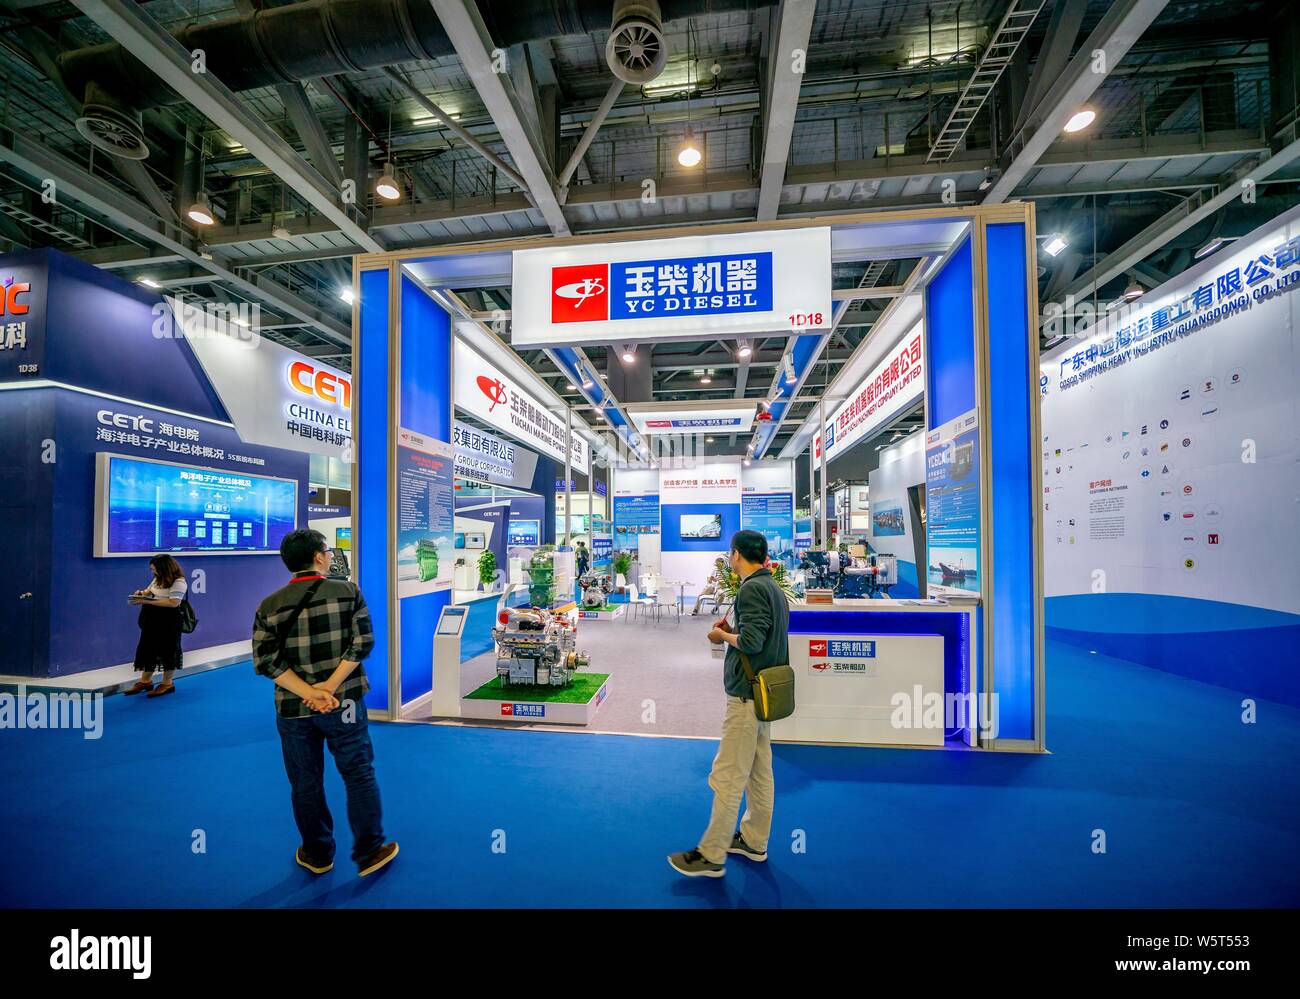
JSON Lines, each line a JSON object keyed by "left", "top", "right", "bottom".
{"left": 275, "top": 701, "right": 384, "bottom": 865}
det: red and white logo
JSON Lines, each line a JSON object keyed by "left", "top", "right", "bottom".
{"left": 477, "top": 374, "right": 508, "bottom": 412}
{"left": 809, "top": 639, "right": 827, "bottom": 656}
{"left": 552, "top": 264, "right": 609, "bottom": 323}
{"left": 810, "top": 661, "right": 829, "bottom": 672}
{"left": 646, "top": 420, "right": 672, "bottom": 428}
{"left": 500, "top": 703, "right": 514, "bottom": 717}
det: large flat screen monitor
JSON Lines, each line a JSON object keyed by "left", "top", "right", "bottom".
{"left": 94, "top": 452, "right": 298, "bottom": 557}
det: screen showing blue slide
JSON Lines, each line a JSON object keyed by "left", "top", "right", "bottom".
{"left": 661, "top": 503, "right": 740, "bottom": 552}
{"left": 96, "top": 453, "right": 298, "bottom": 556}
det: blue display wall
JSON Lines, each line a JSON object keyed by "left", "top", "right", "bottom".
{"left": 0, "top": 248, "right": 309, "bottom": 678}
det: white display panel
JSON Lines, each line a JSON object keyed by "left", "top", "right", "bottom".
{"left": 816, "top": 322, "right": 923, "bottom": 461}
{"left": 172, "top": 296, "right": 351, "bottom": 459}
{"left": 512, "top": 227, "right": 832, "bottom": 347}
{"left": 454, "top": 339, "right": 589, "bottom": 474}
{"left": 1040, "top": 209, "right": 1300, "bottom": 617}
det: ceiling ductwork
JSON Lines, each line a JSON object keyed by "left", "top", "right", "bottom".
{"left": 606, "top": 0, "right": 669, "bottom": 84}
{"left": 58, "top": 0, "right": 762, "bottom": 157}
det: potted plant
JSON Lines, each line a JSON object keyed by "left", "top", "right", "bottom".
{"left": 612, "top": 551, "right": 633, "bottom": 590}
{"left": 477, "top": 549, "right": 497, "bottom": 592}
{"left": 716, "top": 556, "right": 796, "bottom": 604}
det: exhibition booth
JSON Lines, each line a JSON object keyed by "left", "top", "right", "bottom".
{"left": 352, "top": 203, "right": 1045, "bottom": 751}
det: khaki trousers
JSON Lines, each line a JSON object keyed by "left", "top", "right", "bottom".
{"left": 698, "top": 694, "right": 774, "bottom": 864}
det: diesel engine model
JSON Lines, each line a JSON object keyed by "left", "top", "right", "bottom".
{"left": 492, "top": 607, "right": 590, "bottom": 687}
{"left": 526, "top": 550, "right": 556, "bottom": 607}
{"left": 579, "top": 573, "right": 610, "bottom": 609}
{"left": 837, "top": 553, "right": 898, "bottom": 598}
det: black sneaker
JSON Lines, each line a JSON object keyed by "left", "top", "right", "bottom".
{"left": 727, "top": 832, "right": 767, "bottom": 862}
{"left": 667, "top": 848, "right": 725, "bottom": 878}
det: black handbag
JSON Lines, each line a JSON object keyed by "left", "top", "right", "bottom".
{"left": 178, "top": 592, "right": 198, "bottom": 634}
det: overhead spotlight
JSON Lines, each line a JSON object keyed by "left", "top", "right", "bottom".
{"left": 978, "top": 167, "right": 993, "bottom": 192}
{"left": 137, "top": 277, "right": 160, "bottom": 289}
{"left": 782, "top": 354, "right": 797, "bottom": 384}
{"left": 700, "top": 370, "right": 712, "bottom": 385}
{"left": 186, "top": 191, "right": 215, "bottom": 227}
{"left": 1063, "top": 108, "right": 1096, "bottom": 134}
{"left": 705, "top": 436, "right": 714, "bottom": 443}
{"left": 566, "top": 382, "right": 576, "bottom": 391}
{"left": 1042, "top": 233, "right": 1068, "bottom": 257}
{"left": 374, "top": 162, "right": 402, "bottom": 201}
{"left": 737, "top": 338, "right": 752, "bottom": 359}
{"left": 744, "top": 458, "right": 752, "bottom": 466}
{"left": 340, "top": 286, "right": 356, "bottom": 305}
{"left": 677, "top": 128, "right": 702, "bottom": 168}
{"left": 1195, "top": 236, "right": 1232, "bottom": 260}
{"left": 581, "top": 369, "right": 594, "bottom": 389}
{"left": 271, "top": 224, "right": 292, "bottom": 240}
{"left": 197, "top": 243, "right": 214, "bottom": 261}
{"left": 620, "top": 343, "right": 636, "bottom": 364}
{"left": 1122, "top": 279, "right": 1143, "bottom": 301}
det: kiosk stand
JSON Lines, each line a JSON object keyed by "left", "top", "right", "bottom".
{"left": 428, "top": 605, "right": 467, "bottom": 718}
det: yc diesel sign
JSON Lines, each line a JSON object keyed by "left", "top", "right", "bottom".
{"left": 513, "top": 227, "right": 831, "bottom": 347}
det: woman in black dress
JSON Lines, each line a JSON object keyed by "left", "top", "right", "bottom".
{"left": 124, "top": 555, "right": 188, "bottom": 699}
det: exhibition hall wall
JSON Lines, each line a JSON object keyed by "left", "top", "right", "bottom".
{"left": 0, "top": 248, "right": 311, "bottom": 678}
{"left": 867, "top": 432, "right": 925, "bottom": 597}
{"left": 1041, "top": 205, "right": 1300, "bottom": 707}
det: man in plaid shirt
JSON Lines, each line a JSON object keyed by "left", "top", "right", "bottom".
{"left": 253, "top": 529, "right": 398, "bottom": 878}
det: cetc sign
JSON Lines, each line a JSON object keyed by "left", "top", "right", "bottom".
{"left": 511, "top": 227, "right": 832, "bottom": 348}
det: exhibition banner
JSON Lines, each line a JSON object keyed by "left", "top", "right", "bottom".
{"left": 816, "top": 325, "right": 924, "bottom": 461}
{"left": 613, "top": 493, "right": 660, "bottom": 539}
{"left": 625, "top": 401, "right": 757, "bottom": 436}
{"left": 868, "top": 433, "right": 925, "bottom": 598}
{"left": 511, "top": 227, "right": 832, "bottom": 347}
{"left": 396, "top": 428, "right": 454, "bottom": 597}
{"left": 925, "top": 409, "right": 981, "bottom": 597}
{"left": 172, "top": 296, "right": 352, "bottom": 459}
{"left": 454, "top": 339, "right": 589, "bottom": 474}
{"left": 453, "top": 420, "right": 538, "bottom": 489}
{"left": 1040, "top": 205, "right": 1300, "bottom": 682}
{"left": 660, "top": 463, "right": 741, "bottom": 505}
{"left": 741, "top": 492, "right": 795, "bottom": 556}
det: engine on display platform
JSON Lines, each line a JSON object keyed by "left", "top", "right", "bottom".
{"left": 492, "top": 607, "right": 590, "bottom": 687}
{"left": 579, "top": 572, "right": 610, "bottom": 609}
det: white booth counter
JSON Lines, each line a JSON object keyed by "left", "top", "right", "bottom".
{"left": 773, "top": 597, "right": 979, "bottom": 748}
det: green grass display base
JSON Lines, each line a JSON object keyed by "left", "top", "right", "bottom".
{"left": 580, "top": 604, "right": 622, "bottom": 613}
{"left": 465, "top": 672, "right": 610, "bottom": 704}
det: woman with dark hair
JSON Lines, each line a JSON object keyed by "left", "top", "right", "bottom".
{"left": 124, "top": 554, "right": 188, "bottom": 699}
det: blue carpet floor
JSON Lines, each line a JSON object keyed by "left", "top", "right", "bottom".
{"left": 1, "top": 640, "right": 1298, "bottom": 907}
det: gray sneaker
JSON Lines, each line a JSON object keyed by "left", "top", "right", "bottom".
{"left": 667, "top": 849, "right": 725, "bottom": 878}
{"left": 727, "top": 832, "right": 767, "bottom": 862}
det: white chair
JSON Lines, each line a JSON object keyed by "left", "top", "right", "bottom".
{"left": 656, "top": 583, "right": 683, "bottom": 624}
{"left": 625, "top": 584, "right": 656, "bottom": 623}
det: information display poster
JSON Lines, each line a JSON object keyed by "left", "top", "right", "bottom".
{"left": 925, "top": 409, "right": 981, "bottom": 597}
{"left": 613, "top": 493, "right": 660, "bottom": 540}
{"left": 396, "top": 428, "right": 454, "bottom": 597}
{"left": 741, "top": 492, "right": 794, "bottom": 557}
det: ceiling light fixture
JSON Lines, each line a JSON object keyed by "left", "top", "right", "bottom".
{"left": 1063, "top": 108, "right": 1096, "bottom": 134}
{"left": 700, "top": 370, "right": 712, "bottom": 384}
{"left": 138, "top": 277, "right": 159, "bottom": 289}
{"left": 737, "top": 338, "right": 752, "bottom": 359}
{"left": 340, "top": 286, "right": 355, "bottom": 305}
{"left": 581, "top": 369, "right": 594, "bottom": 389}
{"left": 620, "top": 343, "right": 636, "bottom": 364}
{"left": 1195, "top": 236, "right": 1234, "bottom": 260}
{"left": 677, "top": 128, "right": 702, "bottom": 168}
{"left": 271, "top": 223, "right": 291, "bottom": 240}
{"left": 566, "top": 382, "right": 576, "bottom": 391}
{"left": 1042, "top": 233, "right": 1068, "bottom": 257}
{"left": 186, "top": 191, "right": 215, "bottom": 227}
{"left": 1122, "top": 278, "right": 1143, "bottom": 301}
{"left": 374, "top": 162, "right": 402, "bottom": 201}
{"left": 782, "top": 354, "right": 797, "bottom": 384}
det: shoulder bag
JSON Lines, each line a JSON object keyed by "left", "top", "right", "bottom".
{"left": 735, "top": 578, "right": 795, "bottom": 722}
